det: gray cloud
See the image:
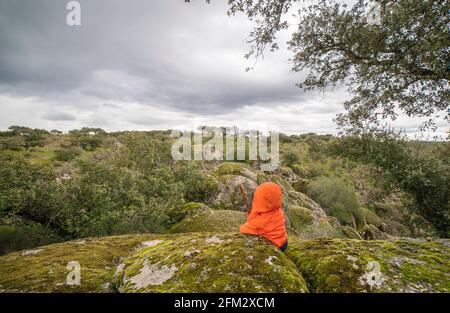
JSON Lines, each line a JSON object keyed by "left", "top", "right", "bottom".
{"left": 43, "top": 111, "right": 76, "bottom": 121}
{"left": 0, "top": 0, "right": 310, "bottom": 116}
{"left": 127, "top": 116, "right": 182, "bottom": 127}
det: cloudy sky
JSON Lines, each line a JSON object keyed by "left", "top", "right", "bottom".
{"left": 0, "top": 0, "right": 447, "bottom": 137}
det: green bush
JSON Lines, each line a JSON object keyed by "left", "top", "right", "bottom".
{"left": 176, "top": 163, "right": 218, "bottom": 202}
{"left": 307, "top": 177, "right": 362, "bottom": 227}
{"left": 283, "top": 150, "right": 300, "bottom": 168}
{"left": 0, "top": 224, "right": 61, "bottom": 255}
{"left": 54, "top": 147, "right": 82, "bottom": 162}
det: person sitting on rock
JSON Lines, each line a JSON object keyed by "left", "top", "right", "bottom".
{"left": 240, "top": 182, "right": 288, "bottom": 251}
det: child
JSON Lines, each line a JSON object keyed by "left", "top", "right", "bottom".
{"left": 240, "top": 182, "right": 288, "bottom": 251}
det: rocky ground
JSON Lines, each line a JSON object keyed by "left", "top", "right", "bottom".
{"left": 0, "top": 233, "right": 448, "bottom": 293}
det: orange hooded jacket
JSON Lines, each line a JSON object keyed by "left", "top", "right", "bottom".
{"left": 240, "top": 182, "right": 287, "bottom": 248}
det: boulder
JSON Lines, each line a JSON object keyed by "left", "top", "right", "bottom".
{"left": 286, "top": 238, "right": 450, "bottom": 292}
{"left": 211, "top": 174, "right": 257, "bottom": 211}
{"left": 0, "top": 234, "right": 157, "bottom": 292}
{"left": 168, "top": 209, "right": 246, "bottom": 233}
{"left": 114, "top": 233, "right": 308, "bottom": 293}
{"left": 0, "top": 234, "right": 448, "bottom": 293}
{"left": 0, "top": 233, "right": 308, "bottom": 293}
{"left": 167, "top": 202, "right": 207, "bottom": 224}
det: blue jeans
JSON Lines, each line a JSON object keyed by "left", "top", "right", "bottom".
{"left": 280, "top": 239, "right": 288, "bottom": 252}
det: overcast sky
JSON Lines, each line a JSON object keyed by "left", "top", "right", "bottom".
{"left": 0, "top": 0, "right": 447, "bottom": 137}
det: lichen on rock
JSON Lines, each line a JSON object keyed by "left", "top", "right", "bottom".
{"left": 0, "top": 233, "right": 448, "bottom": 293}
{"left": 286, "top": 238, "right": 450, "bottom": 292}
{"left": 211, "top": 174, "right": 257, "bottom": 211}
{"left": 168, "top": 209, "right": 246, "bottom": 233}
{"left": 0, "top": 234, "right": 158, "bottom": 292}
{"left": 288, "top": 206, "right": 315, "bottom": 231}
{"left": 114, "top": 233, "right": 308, "bottom": 293}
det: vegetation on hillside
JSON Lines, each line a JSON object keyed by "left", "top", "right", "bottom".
{"left": 0, "top": 126, "right": 448, "bottom": 256}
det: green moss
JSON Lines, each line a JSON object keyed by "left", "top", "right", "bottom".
{"left": 168, "top": 209, "right": 246, "bottom": 233}
{"left": 293, "top": 218, "right": 344, "bottom": 240}
{"left": 0, "top": 234, "right": 157, "bottom": 292}
{"left": 286, "top": 238, "right": 450, "bottom": 292}
{"left": 285, "top": 190, "right": 317, "bottom": 211}
{"left": 1, "top": 234, "right": 448, "bottom": 293}
{"left": 288, "top": 206, "right": 314, "bottom": 231}
{"left": 167, "top": 202, "right": 206, "bottom": 224}
{"left": 115, "top": 233, "right": 308, "bottom": 293}
{"left": 217, "top": 162, "right": 243, "bottom": 176}
{"left": 265, "top": 174, "right": 293, "bottom": 191}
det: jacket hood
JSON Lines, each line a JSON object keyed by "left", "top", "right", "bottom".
{"left": 251, "top": 182, "right": 282, "bottom": 213}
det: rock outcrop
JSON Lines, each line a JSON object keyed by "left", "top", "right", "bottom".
{"left": 168, "top": 209, "right": 246, "bottom": 233}
{"left": 0, "top": 233, "right": 448, "bottom": 293}
{"left": 115, "top": 233, "right": 307, "bottom": 293}
{"left": 286, "top": 238, "right": 450, "bottom": 292}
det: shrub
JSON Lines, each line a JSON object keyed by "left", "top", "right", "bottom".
{"left": 176, "top": 163, "right": 218, "bottom": 202}
{"left": 54, "top": 147, "right": 82, "bottom": 162}
{"left": 307, "top": 177, "right": 362, "bottom": 227}
{"left": 283, "top": 150, "right": 299, "bottom": 168}
{"left": 0, "top": 224, "right": 61, "bottom": 255}
{"left": 360, "top": 207, "right": 382, "bottom": 228}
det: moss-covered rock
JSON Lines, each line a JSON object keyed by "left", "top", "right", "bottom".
{"left": 167, "top": 202, "right": 207, "bottom": 224}
{"left": 284, "top": 190, "right": 327, "bottom": 219}
{"left": 211, "top": 175, "right": 257, "bottom": 211}
{"left": 216, "top": 162, "right": 244, "bottom": 176}
{"left": 1, "top": 234, "right": 448, "bottom": 293}
{"left": 293, "top": 218, "right": 345, "bottom": 240}
{"left": 274, "top": 166, "right": 297, "bottom": 183}
{"left": 168, "top": 209, "right": 246, "bottom": 233}
{"left": 114, "top": 233, "right": 308, "bottom": 293}
{"left": 286, "top": 238, "right": 450, "bottom": 292}
{"left": 0, "top": 234, "right": 157, "bottom": 292}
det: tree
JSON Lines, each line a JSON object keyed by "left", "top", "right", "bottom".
{"left": 68, "top": 127, "right": 105, "bottom": 151}
{"left": 223, "top": 0, "right": 449, "bottom": 132}
{"left": 7, "top": 126, "right": 49, "bottom": 150}
{"left": 283, "top": 150, "right": 299, "bottom": 167}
